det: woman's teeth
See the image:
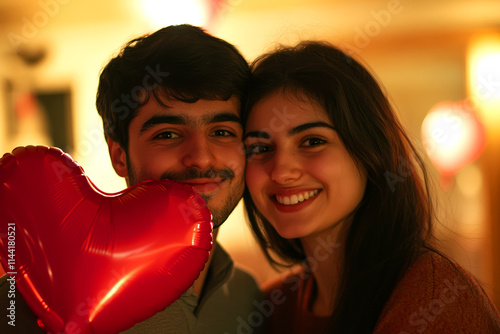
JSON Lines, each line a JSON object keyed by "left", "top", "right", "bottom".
{"left": 276, "top": 190, "right": 319, "bottom": 205}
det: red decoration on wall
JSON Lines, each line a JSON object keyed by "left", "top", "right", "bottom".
{"left": 421, "top": 100, "right": 486, "bottom": 185}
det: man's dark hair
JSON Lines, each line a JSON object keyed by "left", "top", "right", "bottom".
{"left": 96, "top": 24, "right": 250, "bottom": 151}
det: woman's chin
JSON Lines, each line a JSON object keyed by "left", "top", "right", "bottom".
{"left": 273, "top": 225, "right": 307, "bottom": 240}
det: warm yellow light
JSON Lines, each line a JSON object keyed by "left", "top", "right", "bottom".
{"left": 141, "top": 0, "right": 209, "bottom": 29}
{"left": 467, "top": 34, "right": 500, "bottom": 132}
{"left": 456, "top": 163, "right": 483, "bottom": 198}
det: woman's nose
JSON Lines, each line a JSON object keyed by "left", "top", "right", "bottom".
{"left": 269, "top": 150, "right": 302, "bottom": 184}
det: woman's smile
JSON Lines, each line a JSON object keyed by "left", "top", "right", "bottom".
{"left": 274, "top": 189, "right": 320, "bottom": 205}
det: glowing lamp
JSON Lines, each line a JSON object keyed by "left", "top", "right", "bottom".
{"left": 421, "top": 100, "right": 486, "bottom": 179}
{"left": 467, "top": 34, "right": 500, "bottom": 138}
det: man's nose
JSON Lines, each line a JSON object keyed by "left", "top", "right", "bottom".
{"left": 181, "top": 135, "right": 216, "bottom": 170}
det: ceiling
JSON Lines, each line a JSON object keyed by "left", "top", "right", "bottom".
{"left": 0, "top": 0, "right": 499, "bottom": 64}
{"left": 0, "top": 0, "right": 499, "bottom": 33}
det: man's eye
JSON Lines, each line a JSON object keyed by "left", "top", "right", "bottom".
{"left": 211, "top": 129, "right": 235, "bottom": 137}
{"left": 153, "top": 131, "right": 179, "bottom": 140}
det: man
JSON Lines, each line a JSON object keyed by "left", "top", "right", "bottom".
{"left": 98, "top": 24, "right": 262, "bottom": 334}
{"left": 0, "top": 25, "right": 262, "bottom": 333}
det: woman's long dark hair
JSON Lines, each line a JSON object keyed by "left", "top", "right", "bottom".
{"left": 242, "top": 41, "right": 438, "bottom": 333}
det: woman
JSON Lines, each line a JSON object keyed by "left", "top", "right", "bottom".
{"left": 242, "top": 41, "right": 500, "bottom": 333}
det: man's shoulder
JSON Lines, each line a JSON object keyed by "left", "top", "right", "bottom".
{"left": 212, "top": 243, "right": 260, "bottom": 290}
{"left": 231, "top": 266, "right": 260, "bottom": 286}
{"left": 0, "top": 273, "right": 10, "bottom": 288}
{"left": 0, "top": 274, "right": 45, "bottom": 333}
{"left": 224, "top": 266, "right": 260, "bottom": 302}
{"left": 0, "top": 274, "right": 11, "bottom": 305}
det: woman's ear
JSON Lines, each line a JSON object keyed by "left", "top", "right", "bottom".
{"left": 107, "top": 137, "right": 128, "bottom": 178}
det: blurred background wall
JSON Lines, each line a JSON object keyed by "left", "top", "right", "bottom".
{"left": 0, "top": 0, "right": 499, "bottom": 310}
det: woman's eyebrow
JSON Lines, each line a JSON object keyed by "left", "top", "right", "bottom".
{"left": 243, "top": 131, "right": 270, "bottom": 140}
{"left": 244, "top": 122, "right": 334, "bottom": 140}
{"left": 288, "top": 121, "right": 335, "bottom": 135}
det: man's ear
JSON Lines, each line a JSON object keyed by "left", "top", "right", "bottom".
{"left": 107, "top": 137, "right": 128, "bottom": 178}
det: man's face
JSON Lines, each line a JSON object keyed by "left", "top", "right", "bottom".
{"left": 112, "top": 95, "right": 245, "bottom": 227}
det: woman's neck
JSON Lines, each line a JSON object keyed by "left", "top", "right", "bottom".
{"left": 301, "top": 229, "right": 343, "bottom": 317}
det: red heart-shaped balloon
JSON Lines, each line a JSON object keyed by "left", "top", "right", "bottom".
{"left": 0, "top": 146, "right": 212, "bottom": 333}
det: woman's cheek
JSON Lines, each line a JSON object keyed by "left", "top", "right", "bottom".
{"left": 246, "top": 163, "right": 269, "bottom": 201}
{"left": 245, "top": 164, "right": 260, "bottom": 190}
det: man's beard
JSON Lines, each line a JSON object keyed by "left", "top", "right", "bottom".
{"left": 126, "top": 161, "right": 242, "bottom": 228}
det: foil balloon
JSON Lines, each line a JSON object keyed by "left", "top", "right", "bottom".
{"left": 0, "top": 146, "right": 213, "bottom": 333}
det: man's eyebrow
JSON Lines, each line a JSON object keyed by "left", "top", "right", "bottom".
{"left": 139, "top": 112, "right": 241, "bottom": 135}
{"left": 288, "top": 122, "right": 335, "bottom": 136}
{"left": 243, "top": 131, "right": 271, "bottom": 140}
{"left": 204, "top": 112, "right": 241, "bottom": 125}
{"left": 139, "top": 115, "right": 186, "bottom": 134}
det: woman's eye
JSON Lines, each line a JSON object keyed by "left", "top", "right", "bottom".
{"left": 153, "top": 131, "right": 179, "bottom": 140}
{"left": 302, "top": 137, "right": 326, "bottom": 147}
{"left": 211, "top": 129, "right": 235, "bottom": 137}
{"left": 245, "top": 144, "right": 272, "bottom": 157}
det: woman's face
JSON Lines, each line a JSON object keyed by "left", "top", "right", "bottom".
{"left": 244, "top": 92, "right": 367, "bottom": 240}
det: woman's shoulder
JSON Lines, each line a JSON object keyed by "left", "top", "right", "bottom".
{"left": 374, "top": 251, "right": 500, "bottom": 333}
{"left": 398, "top": 250, "right": 478, "bottom": 288}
